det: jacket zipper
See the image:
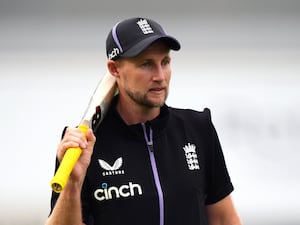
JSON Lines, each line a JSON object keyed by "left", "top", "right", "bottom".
{"left": 141, "top": 123, "right": 164, "bottom": 225}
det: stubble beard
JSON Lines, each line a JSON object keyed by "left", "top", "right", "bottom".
{"left": 125, "top": 87, "right": 168, "bottom": 108}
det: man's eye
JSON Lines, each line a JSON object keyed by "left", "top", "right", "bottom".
{"left": 162, "top": 60, "right": 170, "bottom": 66}
{"left": 141, "top": 62, "right": 151, "bottom": 67}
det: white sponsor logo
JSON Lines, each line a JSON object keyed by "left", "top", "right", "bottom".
{"left": 98, "top": 157, "right": 125, "bottom": 176}
{"left": 183, "top": 143, "right": 200, "bottom": 170}
{"left": 94, "top": 182, "right": 143, "bottom": 202}
{"left": 108, "top": 47, "right": 120, "bottom": 60}
{"left": 137, "top": 19, "right": 154, "bottom": 34}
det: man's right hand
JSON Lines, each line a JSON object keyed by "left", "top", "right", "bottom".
{"left": 56, "top": 127, "right": 96, "bottom": 188}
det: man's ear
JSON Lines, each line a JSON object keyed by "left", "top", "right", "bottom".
{"left": 107, "top": 60, "right": 120, "bottom": 78}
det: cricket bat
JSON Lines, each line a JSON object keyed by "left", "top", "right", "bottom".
{"left": 50, "top": 71, "right": 117, "bottom": 193}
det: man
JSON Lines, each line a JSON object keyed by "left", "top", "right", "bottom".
{"left": 46, "top": 17, "right": 242, "bottom": 225}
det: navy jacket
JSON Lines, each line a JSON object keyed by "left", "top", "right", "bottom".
{"left": 51, "top": 97, "right": 233, "bottom": 225}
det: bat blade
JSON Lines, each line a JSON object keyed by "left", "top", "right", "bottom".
{"left": 50, "top": 71, "right": 117, "bottom": 193}
{"left": 81, "top": 71, "right": 117, "bottom": 131}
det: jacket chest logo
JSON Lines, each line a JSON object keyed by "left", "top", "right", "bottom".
{"left": 183, "top": 143, "right": 200, "bottom": 170}
{"left": 98, "top": 157, "right": 125, "bottom": 176}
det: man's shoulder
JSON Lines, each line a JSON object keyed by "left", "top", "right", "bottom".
{"left": 168, "top": 106, "right": 212, "bottom": 121}
{"left": 166, "top": 106, "right": 214, "bottom": 137}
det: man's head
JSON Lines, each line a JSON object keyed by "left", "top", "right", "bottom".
{"left": 106, "top": 17, "right": 180, "bottom": 61}
{"left": 106, "top": 18, "right": 181, "bottom": 118}
{"left": 110, "top": 40, "right": 172, "bottom": 109}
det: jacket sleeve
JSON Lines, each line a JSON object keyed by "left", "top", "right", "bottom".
{"left": 203, "top": 108, "right": 234, "bottom": 205}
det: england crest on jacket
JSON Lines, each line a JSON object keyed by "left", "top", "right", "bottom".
{"left": 183, "top": 143, "right": 200, "bottom": 170}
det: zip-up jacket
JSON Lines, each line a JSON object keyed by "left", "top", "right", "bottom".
{"left": 51, "top": 97, "right": 234, "bottom": 225}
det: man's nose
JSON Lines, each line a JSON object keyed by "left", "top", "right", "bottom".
{"left": 152, "top": 65, "right": 165, "bottom": 81}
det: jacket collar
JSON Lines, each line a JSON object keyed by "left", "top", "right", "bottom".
{"left": 109, "top": 95, "right": 170, "bottom": 140}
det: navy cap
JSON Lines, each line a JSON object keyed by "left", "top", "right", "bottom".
{"left": 106, "top": 17, "right": 181, "bottom": 60}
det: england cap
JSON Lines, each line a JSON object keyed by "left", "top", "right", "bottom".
{"left": 106, "top": 17, "right": 181, "bottom": 60}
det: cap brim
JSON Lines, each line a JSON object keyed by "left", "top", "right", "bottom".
{"left": 121, "top": 35, "right": 181, "bottom": 58}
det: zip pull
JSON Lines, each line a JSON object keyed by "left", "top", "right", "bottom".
{"left": 142, "top": 123, "right": 154, "bottom": 152}
{"left": 148, "top": 143, "right": 154, "bottom": 152}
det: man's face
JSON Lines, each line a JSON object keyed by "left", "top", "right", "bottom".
{"left": 116, "top": 41, "right": 172, "bottom": 108}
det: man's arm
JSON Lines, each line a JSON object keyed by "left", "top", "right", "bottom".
{"left": 45, "top": 181, "right": 85, "bottom": 225}
{"left": 45, "top": 127, "right": 96, "bottom": 225}
{"left": 206, "top": 195, "right": 242, "bottom": 225}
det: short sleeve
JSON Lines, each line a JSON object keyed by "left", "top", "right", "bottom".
{"left": 81, "top": 176, "right": 94, "bottom": 225}
{"left": 204, "top": 108, "right": 234, "bottom": 205}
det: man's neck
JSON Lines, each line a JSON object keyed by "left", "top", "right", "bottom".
{"left": 116, "top": 98, "right": 161, "bottom": 125}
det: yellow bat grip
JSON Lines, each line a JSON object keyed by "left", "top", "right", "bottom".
{"left": 50, "top": 124, "right": 89, "bottom": 193}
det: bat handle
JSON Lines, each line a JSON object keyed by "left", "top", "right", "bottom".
{"left": 50, "top": 122, "right": 89, "bottom": 193}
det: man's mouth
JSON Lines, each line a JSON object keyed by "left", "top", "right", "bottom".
{"left": 149, "top": 87, "right": 165, "bottom": 93}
